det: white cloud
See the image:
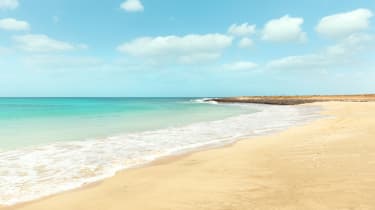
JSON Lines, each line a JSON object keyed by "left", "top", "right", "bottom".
{"left": 120, "top": 0, "right": 144, "bottom": 12}
{"left": 0, "top": 0, "right": 18, "bottom": 10}
{"left": 316, "top": 9, "right": 373, "bottom": 39}
{"left": 13, "top": 34, "right": 87, "bottom": 52}
{"left": 267, "top": 54, "right": 329, "bottom": 70}
{"left": 262, "top": 15, "right": 307, "bottom": 43}
{"left": 326, "top": 33, "right": 374, "bottom": 56}
{"left": 238, "top": 37, "right": 253, "bottom": 48}
{"left": 267, "top": 33, "right": 374, "bottom": 70}
{"left": 0, "top": 18, "right": 30, "bottom": 31}
{"left": 223, "top": 61, "right": 258, "bottom": 71}
{"left": 117, "top": 34, "right": 233, "bottom": 63}
{"left": 228, "top": 23, "right": 256, "bottom": 37}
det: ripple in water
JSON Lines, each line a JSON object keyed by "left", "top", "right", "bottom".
{"left": 0, "top": 103, "right": 321, "bottom": 206}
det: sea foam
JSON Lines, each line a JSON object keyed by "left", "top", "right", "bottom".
{"left": 0, "top": 103, "right": 320, "bottom": 206}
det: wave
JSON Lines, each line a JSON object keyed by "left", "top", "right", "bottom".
{"left": 190, "top": 98, "right": 218, "bottom": 104}
{"left": 0, "top": 104, "right": 321, "bottom": 206}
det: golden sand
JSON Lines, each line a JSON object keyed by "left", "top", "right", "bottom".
{"left": 4, "top": 102, "right": 375, "bottom": 210}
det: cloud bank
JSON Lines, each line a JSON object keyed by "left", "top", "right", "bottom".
{"left": 118, "top": 34, "right": 233, "bottom": 63}
{"left": 13, "top": 34, "right": 87, "bottom": 52}
{"left": 0, "top": 0, "right": 18, "bottom": 10}
{"left": 267, "top": 33, "right": 374, "bottom": 70}
{"left": 262, "top": 15, "right": 307, "bottom": 43}
{"left": 228, "top": 23, "right": 256, "bottom": 37}
{"left": 120, "top": 0, "right": 144, "bottom": 12}
{"left": 316, "top": 9, "right": 373, "bottom": 39}
{"left": 0, "top": 18, "right": 30, "bottom": 31}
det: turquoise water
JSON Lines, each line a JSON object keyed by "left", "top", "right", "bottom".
{"left": 0, "top": 98, "right": 252, "bottom": 150}
{"left": 0, "top": 98, "right": 320, "bottom": 206}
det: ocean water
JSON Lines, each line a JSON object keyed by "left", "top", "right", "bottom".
{"left": 0, "top": 98, "right": 320, "bottom": 205}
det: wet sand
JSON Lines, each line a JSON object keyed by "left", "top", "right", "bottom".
{"left": 4, "top": 102, "right": 375, "bottom": 210}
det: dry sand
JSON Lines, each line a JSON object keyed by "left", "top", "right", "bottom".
{"left": 4, "top": 102, "right": 375, "bottom": 210}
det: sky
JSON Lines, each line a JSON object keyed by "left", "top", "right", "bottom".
{"left": 0, "top": 0, "right": 374, "bottom": 97}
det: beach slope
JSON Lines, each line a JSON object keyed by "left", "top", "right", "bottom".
{"left": 6, "top": 102, "right": 375, "bottom": 210}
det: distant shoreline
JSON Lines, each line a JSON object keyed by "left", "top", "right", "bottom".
{"left": 208, "top": 94, "right": 375, "bottom": 105}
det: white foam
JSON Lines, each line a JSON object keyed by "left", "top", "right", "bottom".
{"left": 0, "top": 104, "right": 321, "bottom": 206}
{"left": 190, "top": 98, "right": 218, "bottom": 104}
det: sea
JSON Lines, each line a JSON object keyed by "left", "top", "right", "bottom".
{"left": 0, "top": 97, "right": 320, "bottom": 205}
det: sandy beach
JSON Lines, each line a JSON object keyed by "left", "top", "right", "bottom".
{"left": 4, "top": 101, "right": 375, "bottom": 210}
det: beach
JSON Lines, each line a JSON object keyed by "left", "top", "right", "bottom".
{"left": 0, "top": 98, "right": 317, "bottom": 205}
{"left": 2, "top": 0, "right": 374, "bottom": 209}
{"left": 3, "top": 101, "right": 375, "bottom": 210}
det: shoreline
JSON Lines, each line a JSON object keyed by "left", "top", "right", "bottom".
{"left": 209, "top": 94, "right": 375, "bottom": 105}
{"left": 3, "top": 136, "right": 249, "bottom": 210}
{"left": 0, "top": 102, "right": 328, "bottom": 209}
{"left": 4, "top": 101, "right": 375, "bottom": 210}
{"left": 1, "top": 104, "right": 321, "bottom": 209}
{"left": 0, "top": 103, "right": 320, "bottom": 207}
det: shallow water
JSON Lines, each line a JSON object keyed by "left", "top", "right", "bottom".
{"left": 0, "top": 98, "right": 320, "bottom": 205}
{"left": 0, "top": 98, "right": 252, "bottom": 150}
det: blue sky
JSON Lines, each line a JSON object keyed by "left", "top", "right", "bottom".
{"left": 0, "top": 0, "right": 374, "bottom": 97}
